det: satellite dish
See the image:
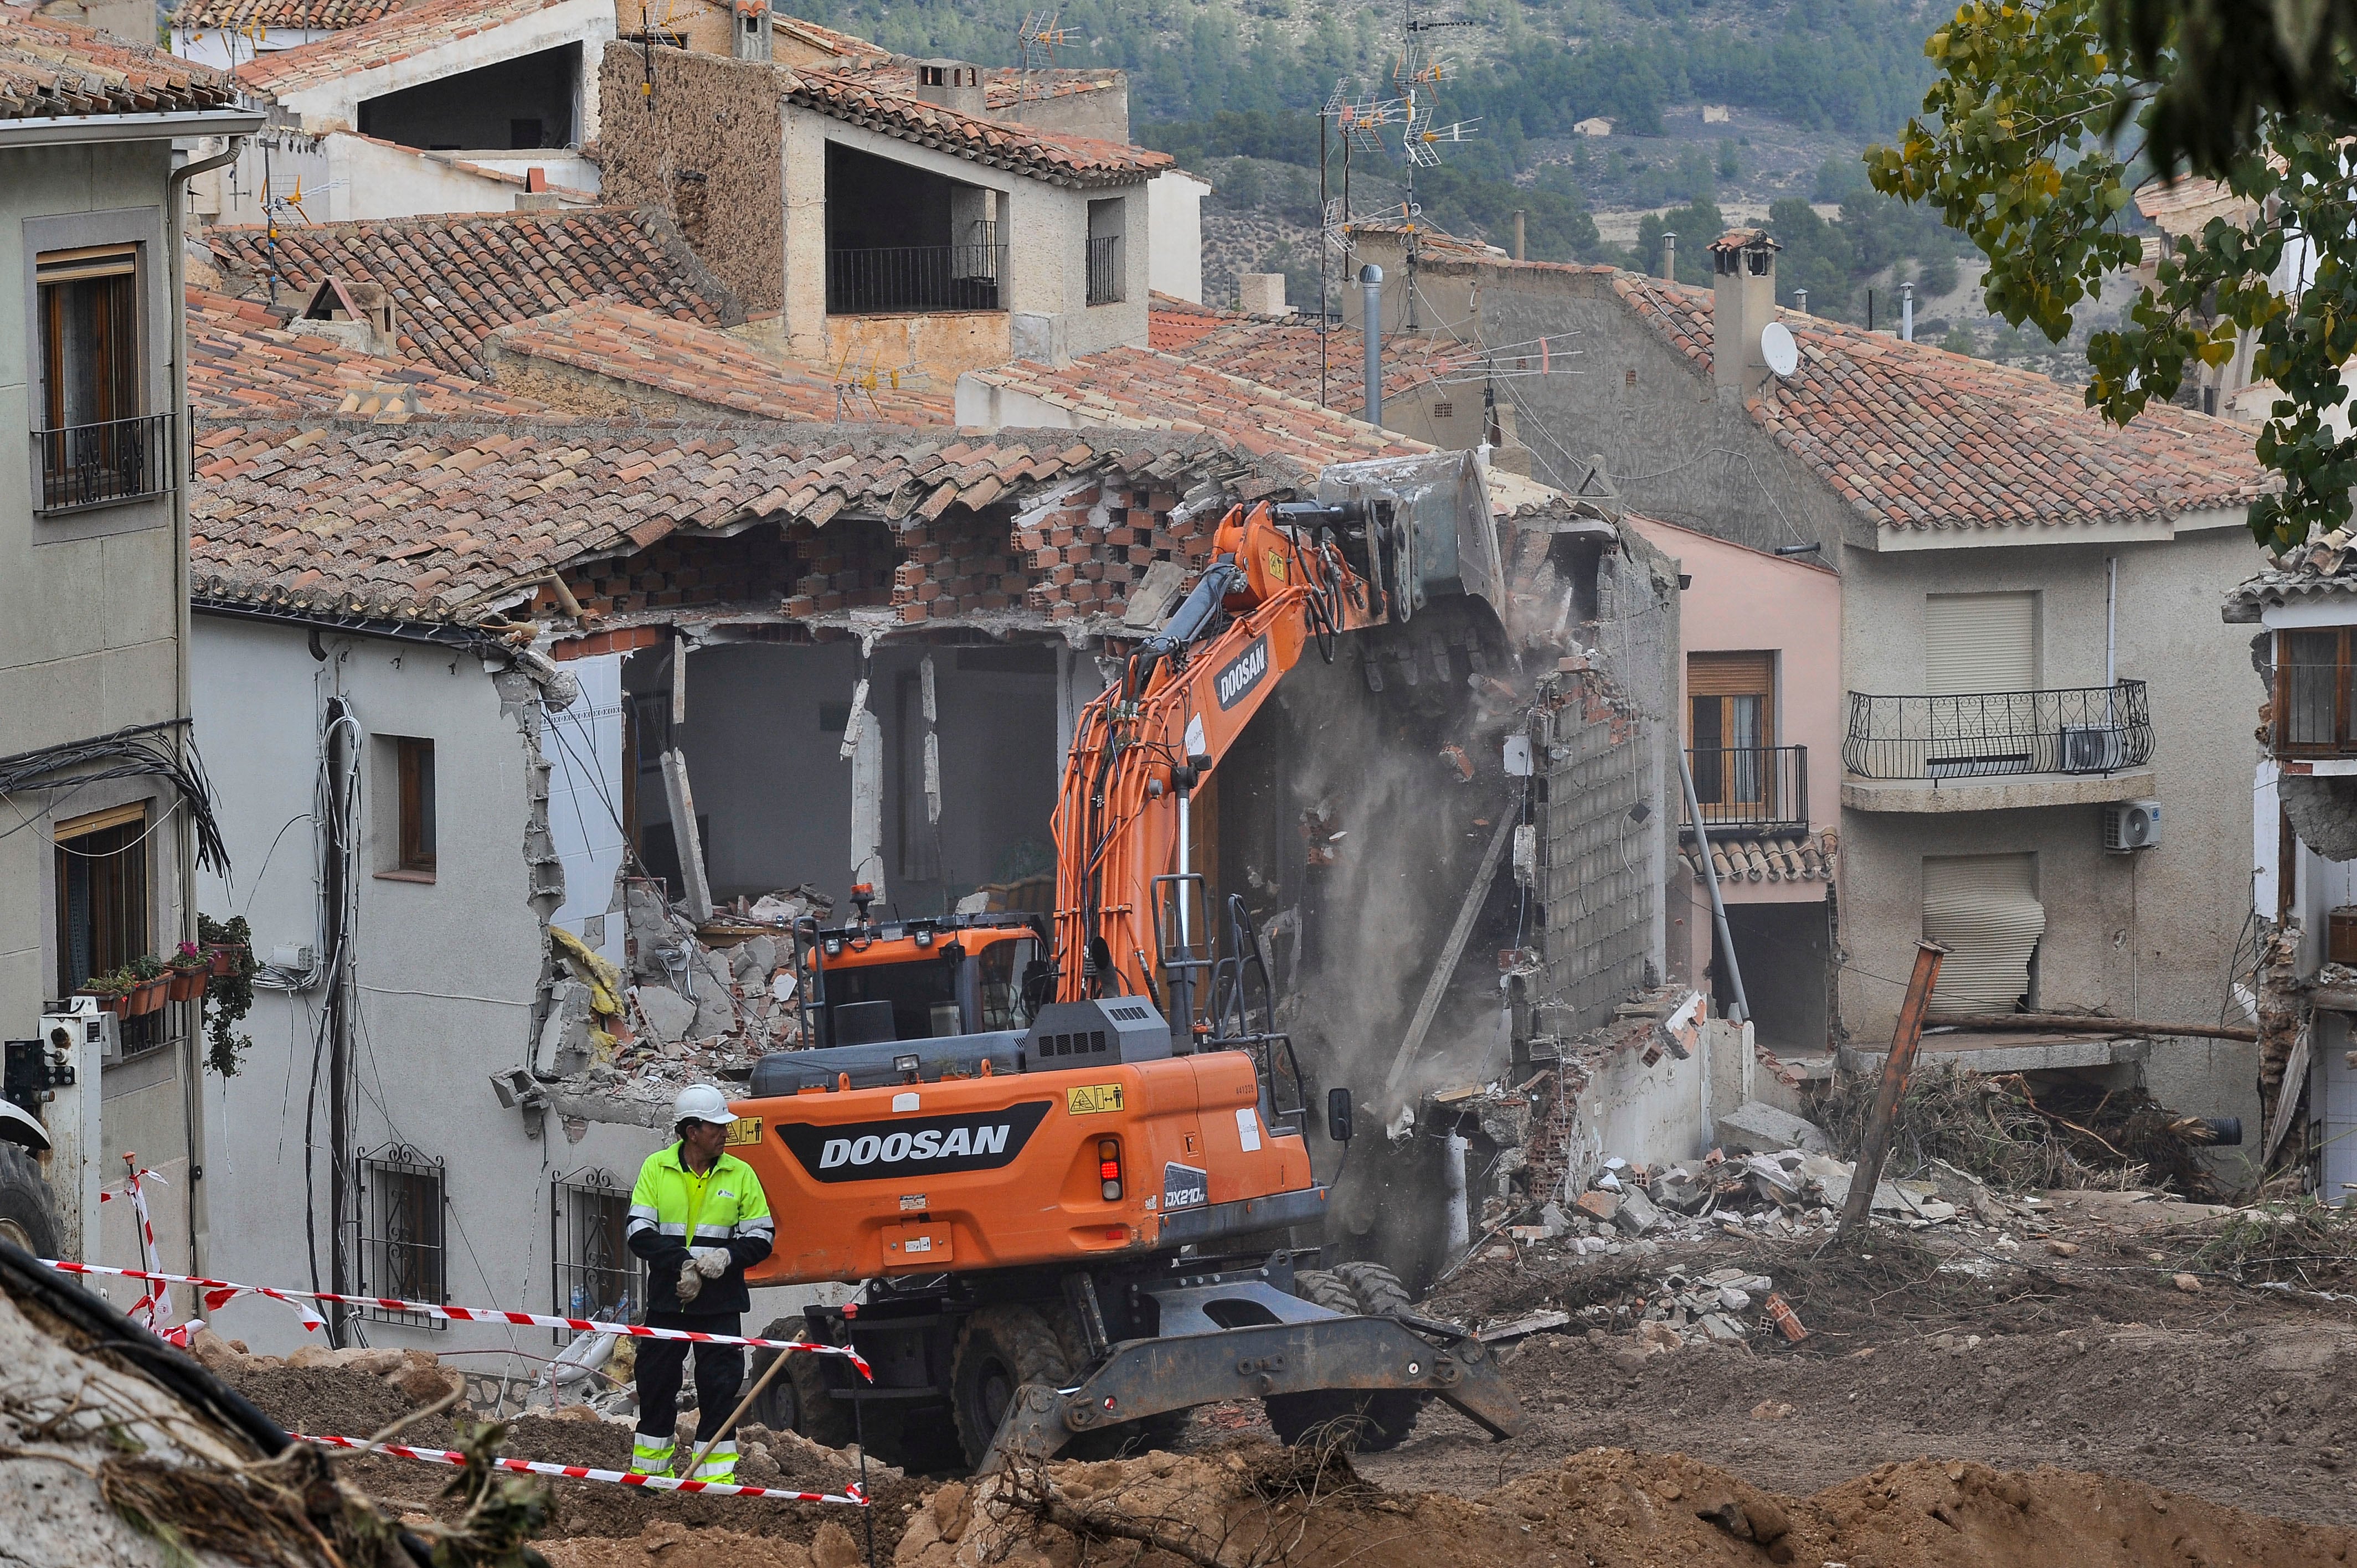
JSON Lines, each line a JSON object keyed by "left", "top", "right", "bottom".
{"left": 1760, "top": 321, "right": 1799, "bottom": 378}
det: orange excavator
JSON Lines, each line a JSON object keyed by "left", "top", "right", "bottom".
{"left": 727, "top": 467, "right": 1520, "bottom": 1471}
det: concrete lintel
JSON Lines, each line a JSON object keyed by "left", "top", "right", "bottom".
{"left": 1841, "top": 768, "right": 2157, "bottom": 813}
{"left": 550, "top": 1086, "right": 676, "bottom": 1128}
{"left": 1853, "top": 1034, "right": 2151, "bottom": 1074}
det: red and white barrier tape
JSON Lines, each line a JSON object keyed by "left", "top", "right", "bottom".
{"left": 294, "top": 1432, "right": 869, "bottom": 1504}
{"left": 37, "top": 1260, "right": 872, "bottom": 1378}
{"left": 118, "top": 1155, "right": 166, "bottom": 1333}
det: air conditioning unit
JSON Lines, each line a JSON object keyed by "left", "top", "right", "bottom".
{"left": 2060, "top": 725, "right": 2128, "bottom": 774}
{"left": 2102, "top": 798, "right": 2162, "bottom": 852}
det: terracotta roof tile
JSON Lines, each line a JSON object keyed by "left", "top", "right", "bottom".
{"left": 1602, "top": 270, "right": 2268, "bottom": 532}
{"left": 482, "top": 300, "right": 952, "bottom": 423}
{"left": 1166, "top": 317, "right": 1476, "bottom": 419}
{"left": 188, "top": 286, "right": 565, "bottom": 421}
{"left": 785, "top": 63, "right": 1168, "bottom": 186}
{"left": 205, "top": 208, "right": 743, "bottom": 379}
{"left": 190, "top": 419, "right": 1277, "bottom": 626}
{"left": 173, "top": 0, "right": 398, "bottom": 30}
{"left": 236, "top": 0, "right": 568, "bottom": 95}
{"left": 0, "top": 4, "right": 238, "bottom": 117}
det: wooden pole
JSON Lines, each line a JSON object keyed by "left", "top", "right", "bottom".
{"left": 1838, "top": 940, "right": 1946, "bottom": 1238}
{"left": 683, "top": 1342, "right": 795, "bottom": 1479}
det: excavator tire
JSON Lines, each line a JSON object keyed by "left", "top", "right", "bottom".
{"left": 748, "top": 1318, "right": 855, "bottom": 1450}
{"left": 953, "top": 1304, "right": 1073, "bottom": 1470}
{"left": 0, "top": 1144, "right": 58, "bottom": 1260}
{"left": 1042, "top": 1301, "right": 1192, "bottom": 1460}
{"left": 1264, "top": 1266, "right": 1424, "bottom": 1453}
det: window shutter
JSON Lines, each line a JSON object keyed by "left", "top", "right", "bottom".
{"left": 1687, "top": 651, "right": 1773, "bottom": 698}
{"left": 1922, "top": 853, "right": 2045, "bottom": 1015}
{"left": 1924, "top": 593, "right": 2035, "bottom": 695}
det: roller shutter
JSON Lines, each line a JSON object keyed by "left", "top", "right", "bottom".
{"left": 1924, "top": 592, "right": 2036, "bottom": 695}
{"left": 1922, "top": 852, "right": 2044, "bottom": 1015}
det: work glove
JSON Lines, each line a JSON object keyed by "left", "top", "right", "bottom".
{"left": 675, "top": 1261, "right": 704, "bottom": 1305}
{"left": 691, "top": 1247, "right": 731, "bottom": 1280}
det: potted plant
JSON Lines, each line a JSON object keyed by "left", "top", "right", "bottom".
{"left": 166, "top": 942, "right": 209, "bottom": 1002}
{"left": 128, "top": 955, "right": 167, "bottom": 1017}
{"left": 76, "top": 972, "right": 126, "bottom": 1015}
{"left": 199, "top": 914, "right": 257, "bottom": 1076}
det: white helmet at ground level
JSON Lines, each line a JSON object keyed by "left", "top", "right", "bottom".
{"left": 674, "top": 1083, "right": 734, "bottom": 1127}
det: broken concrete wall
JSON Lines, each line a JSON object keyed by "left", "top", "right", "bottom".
{"left": 636, "top": 637, "right": 1064, "bottom": 913}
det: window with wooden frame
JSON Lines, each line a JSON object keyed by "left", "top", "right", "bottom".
{"left": 34, "top": 244, "right": 162, "bottom": 512}
{"left": 396, "top": 737, "right": 437, "bottom": 875}
{"left": 1687, "top": 651, "right": 1776, "bottom": 812}
{"left": 2276, "top": 628, "right": 2357, "bottom": 756}
{"left": 55, "top": 802, "right": 163, "bottom": 1051}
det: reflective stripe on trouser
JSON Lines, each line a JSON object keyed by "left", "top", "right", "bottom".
{"left": 690, "top": 1440, "right": 738, "bottom": 1483}
{"left": 630, "top": 1433, "right": 677, "bottom": 1477}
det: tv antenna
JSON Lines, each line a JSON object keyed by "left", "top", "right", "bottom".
{"left": 1017, "top": 11, "right": 1080, "bottom": 101}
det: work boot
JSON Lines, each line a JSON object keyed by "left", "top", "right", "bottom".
{"left": 629, "top": 1433, "right": 678, "bottom": 1478}
{"left": 689, "top": 1440, "right": 738, "bottom": 1485}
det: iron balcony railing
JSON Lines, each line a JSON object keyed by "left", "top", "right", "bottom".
{"left": 1087, "top": 233, "right": 1123, "bottom": 306}
{"left": 826, "top": 240, "right": 1006, "bottom": 314}
{"left": 34, "top": 411, "right": 174, "bottom": 512}
{"left": 1843, "top": 682, "right": 2154, "bottom": 781}
{"left": 1685, "top": 745, "right": 1808, "bottom": 831}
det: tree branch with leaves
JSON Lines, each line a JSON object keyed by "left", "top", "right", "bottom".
{"left": 1866, "top": 0, "right": 2357, "bottom": 551}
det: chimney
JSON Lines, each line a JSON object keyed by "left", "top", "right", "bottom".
{"left": 1360, "top": 265, "right": 1384, "bottom": 426}
{"left": 915, "top": 60, "right": 985, "bottom": 117}
{"left": 732, "top": 0, "right": 771, "bottom": 61}
{"left": 1708, "top": 228, "right": 1780, "bottom": 400}
{"left": 1900, "top": 280, "right": 1915, "bottom": 342}
{"left": 1792, "top": 287, "right": 1807, "bottom": 316}
{"left": 1512, "top": 208, "right": 1526, "bottom": 261}
{"left": 1237, "top": 272, "right": 1289, "bottom": 315}
{"left": 1658, "top": 232, "right": 1676, "bottom": 282}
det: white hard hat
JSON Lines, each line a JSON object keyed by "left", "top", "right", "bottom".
{"left": 674, "top": 1084, "right": 734, "bottom": 1127}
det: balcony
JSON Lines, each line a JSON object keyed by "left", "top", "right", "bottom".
{"left": 1684, "top": 745, "right": 1808, "bottom": 834}
{"left": 34, "top": 412, "right": 174, "bottom": 512}
{"left": 1841, "top": 683, "right": 2156, "bottom": 812}
{"left": 825, "top": 231, "right": 1006, "bottom": 316}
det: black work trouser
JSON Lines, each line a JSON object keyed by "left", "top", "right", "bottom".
{"left": 634, "top": 1309, "right": 744, "bottom": 1443}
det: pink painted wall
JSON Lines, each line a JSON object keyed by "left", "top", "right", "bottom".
{"left": 1632, "top": 515, "right": 1842, "bottom": 907}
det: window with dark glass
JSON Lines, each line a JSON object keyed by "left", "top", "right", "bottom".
{"left": 55, "top": 802, "right": 162, "bottom": 1052}
{"left": 34, "top": 245, "right": 161, "bottom": 510}
{"left": 397, "top": 737, "right": 437, "bottom": 873}
{"left": 2273, "top": 628, "right": 2357, "bottom": 756}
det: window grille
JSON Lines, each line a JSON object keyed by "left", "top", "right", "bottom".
{"left": 354, "top": 1144, "right": 446, "bottom": 1326}
{"left": 550, "top": 1167, "right": 640, "bottom": 1344}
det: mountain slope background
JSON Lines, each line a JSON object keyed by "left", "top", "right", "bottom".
{"left": 794, "top": 0, "right": 2130, "bottom": 364}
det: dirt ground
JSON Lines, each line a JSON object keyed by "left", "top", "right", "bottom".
{"left": 221, "top": 1187, "right": 2357, "bottom": 1565}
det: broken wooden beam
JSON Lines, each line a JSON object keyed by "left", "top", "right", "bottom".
{"left": 1931, "top": 1013, "right": 2257, "bottom": 1044}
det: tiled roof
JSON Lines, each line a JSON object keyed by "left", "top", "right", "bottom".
{"left": 237, "top": 0, "right": 572, "bottom": 95}
{"left": 2222, "top": 530, "right": 2357, "bottom": 621}
{"left": 482, "top": 299, "right": 952, "bottom": 422}
{"left": 188, "top": 420, "right": 1270, "bottom": 625}
{"left": 188, "top": 286, "right": 559, "bottom": 422}
{"left": 770, "top": 10, "right": 887, "bottom": 64}
{"left": 1170, "top": 318, "right": 1478, "bottom": 419}
{"left": 173, "top": 0, "right": 397, "bottom": 30}
{"left": 963, "top": 347, "right": 1429, "bottom": 473}
{"left": 0, "top": 4, "right": 238, "bottom": 117}
{"left": 205, "top": 208, "right": 744, "bottom": 379}
{"left": 1147, "top": 293, "right": 1238, "bottom": 353}
{"left": 1677, "top": 828, "right": 1835, "bottom": 884}
{"left": 786, "top": 65, "right": 1169, "bottom": 187}
{"left": 1605, "top": 270, "right": 2267, "bottom": 533}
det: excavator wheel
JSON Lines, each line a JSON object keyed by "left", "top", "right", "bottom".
{"left": 1264, "top": 1267, "right": 1425, "bottom": 1453}
{"left": 748, "top": 1318, "right": 855, "bottom": 1450}
{"left": 952, "top": 1304, "right": 1073, "bottom": 1470}
{"left": 1042, "top": 1302, "right": 1193, "bottom": 1460}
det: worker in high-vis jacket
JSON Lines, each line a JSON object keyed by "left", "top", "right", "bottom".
{"left": 625, "top": 1083, "right": 775, "bottom": 1482}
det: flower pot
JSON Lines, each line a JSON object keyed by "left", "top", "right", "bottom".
{"left": 95, "top": 991, "right": 125, "bottom": 1017}
{"left": 133, "top": 977, "right": 167, "bottom": 1015}
{"left": 207, "top": 943, "right": 248, "bottom": 977}
{"left": 168, "top": 968, "right": 206, "bottom": 1003}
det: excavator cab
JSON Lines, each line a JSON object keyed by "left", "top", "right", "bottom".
{"left": 788, "top": 890, "right": 1048, "bottom": 1051}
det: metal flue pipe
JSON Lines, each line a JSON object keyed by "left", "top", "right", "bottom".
{"left": 1359, "top": 264, "right": 1383, "bottom": 425}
